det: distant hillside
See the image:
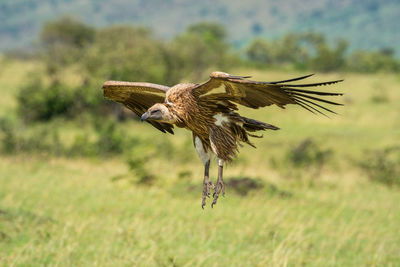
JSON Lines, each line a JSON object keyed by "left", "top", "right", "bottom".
{"left": 1, "top": 0, "right": 399, "bottom": 54}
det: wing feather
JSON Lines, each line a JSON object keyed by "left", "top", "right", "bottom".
{"left": 192, "top": 72, "right": 343, "bottom": 115}
{"left": 102, "top": 81, "right": 174, "bottom": 134}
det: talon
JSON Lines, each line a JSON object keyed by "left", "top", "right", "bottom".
{"left": 212, "top": 196, "right": 218, "bottom": 206}
{"left": 202, "top": 171, "right": 213, "bottom": 209}
{"left": 212, "top": 165, "right": 224, "bottom": 207}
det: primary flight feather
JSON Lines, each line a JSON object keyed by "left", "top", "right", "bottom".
{"left": 103, "top": 71, "right": 343, "bottom": 208}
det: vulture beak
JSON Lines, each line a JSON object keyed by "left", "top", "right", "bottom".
{"left": 140, "top": 111, "right": 150, "bottom": 121}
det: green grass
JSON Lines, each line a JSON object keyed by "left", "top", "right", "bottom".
{"left": 1, "top": 60, "right": 400, "bottom": 266}
{"left": 1, "top": 156, "right": 399, "bottom": 266}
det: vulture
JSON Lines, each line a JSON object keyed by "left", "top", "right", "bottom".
{"left": 103, "top": 72, "right": 343, "bottom": 208}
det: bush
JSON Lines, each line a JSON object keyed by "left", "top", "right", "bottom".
{"left": 126, "top": 151, "right": 156, "bottom": 185}
{"left": 68, "top": 119, "right": 138, "bottom": 156}
{"left": 168, "top": 22, "right": 239, "bottom": 81}
{"left": 68, "top": 134, "right": 96, "bottom": 157}
{"left": 246, "top": 33, "right": 348, "bottom": 71}
{"left": 369, "top": 82, "right": 389, "bottom": 104}
{"left": 93, "top": 119, "right": 137, "bottom": 155}
{"left": 0, "top": 118, "right": 19, "bottom": 154}
{"left": 0, "top": 117, "right": 137, "bottom": 157}
{"left": 246, "top": 39, "right": 275, "bottom": 65}
{"left": 17, "top": 76, "right": 76, "bottom": 122}
{"left": 346, "top": 49, "right": 400, "bottom": 73}
{"left": 83, "top": 26, "right": 172, "bottom": 84}
{"left": 16, "top": 73, "right": 113, "bottom": 123}
{"left": 359, "top": 147, "right": 400, "bottom": 187}
{"left": 0, "top": 118, "right": 64, "bottom": 155}
{"left": 310, "top": 39, "right": 348, "bottom": 72}
{"left": 287, "top": 139, "right": 332, "bottom": 169}
{"left": 271, "top": 138, "right": 333, "bottom": 181}
{"left": 226, "top": 176, "right": 264, "bottom": 196}
{"left": 40, "top": 16, "right": 95, "bottom": 67}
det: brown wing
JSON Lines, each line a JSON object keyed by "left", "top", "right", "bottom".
{"left": 103, "top": 81, "right": 174, "bottom": 134}
{"left": 192, "top": 72, "right": 343, "bottom": 116}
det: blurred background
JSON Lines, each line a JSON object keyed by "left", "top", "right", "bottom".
{"left": 0, "top": 0, "right": 399, "bottom": 266}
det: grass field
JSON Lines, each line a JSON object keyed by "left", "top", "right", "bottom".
{"left": 1, "top": 59, "right": 400, "bottom": 266}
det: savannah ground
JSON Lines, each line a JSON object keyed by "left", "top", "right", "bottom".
{"left": 0, "top": 59, "right": 399, "bottom": 266}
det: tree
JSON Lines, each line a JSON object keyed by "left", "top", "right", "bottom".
{"left": 84, "top": 26, "right": 171, "bottom": 84}
{"left": 41, "top": 16, "right": 95, "bottom": 48}
{"left": 246, "top": 34, "right": 310, "bottom": 68}
{"left": 246, "top": 32, "right": 348, "bottom": 72}
{"left": 246, "top": 39, "right": 274, "bottom": 65}
{"left": 310, "top": 39, "right": 348, "bottom": 72}
{"left": 186, "top": 22, "right": 227, "bottom": 41}
{"left": 167, "top": 22, "right": 238, "bottom": 81}
{"left": 40, "top": 16, "right": 95, "bottom": 69}
{"left": 347, "top": 49, "right": 400, "bottom": 73}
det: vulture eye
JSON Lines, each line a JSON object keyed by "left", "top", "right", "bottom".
{"left": 151, "top": 109, "right": 161, "bottom": 115}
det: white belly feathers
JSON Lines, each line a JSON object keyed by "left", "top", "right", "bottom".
{"left": 213, "top": 113, "right": 229, "bottom": 126}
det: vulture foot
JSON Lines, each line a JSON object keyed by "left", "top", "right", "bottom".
{"left": 202, "top": 177, "right": 214, "bottom": 209}
{"left": 211, "top": 180, "right": 225, "bottom": 208}
{"left": 211, "top": 165, "right": 225, "bottom": 208}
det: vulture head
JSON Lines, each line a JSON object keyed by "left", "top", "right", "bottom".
{"left": 141, "top": 103, "right": 175, "bottom": 123}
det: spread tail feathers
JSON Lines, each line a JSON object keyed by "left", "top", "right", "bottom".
{"left": 232, "top": 117, "right": 279, "bottom": 149}
{"left": 242, "top": 117, "right": 279, "bottom": 132}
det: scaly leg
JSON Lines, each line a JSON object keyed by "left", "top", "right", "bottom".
{"left": 193, "top": 135, "right": 213, "bottom": 209}
{"left": 201, "top": 160, "right": 214, "bottom": 209}
{"left": 212, "top": 159, "right": 225, "bottom": 208}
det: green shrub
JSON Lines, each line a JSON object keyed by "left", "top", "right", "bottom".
{"left": 68, "top": 119, "right": 138, "bottom": 156}
{"left": 83, "top": 26, "right": 172, "bottom": 84}
{"left": 0, "top": 118, "right": 19, "bottom": 154}
{"left": 72, "top": 78, "right": 110, "bottom": 115}
{"left": 126, "top": 151, "right": 156, "bottom": 185}
{"left": 287, "top": 139, "right": 332, "bottom": 169}
{"left": 359, "top": 147, "right": 400, "bottom": 187}
{"left": 271, "top": 138, "right": 333, "bottom": 181}
{"left": 68, "top": 134, "right": 96, "bottom": 157}
{"left": 226, "top": 176, "right": 264, "bottom": 196}
{"left": 347, "top": 49, "right": 400, "bottom": 73}
{"left": 40, "top": 16, "right": 95, "bottom": 67}
{"left": 0, "top": 118, "right": 64, "bottom": 155}
{"left": 168, "top": 22, "right": 239, "bottom": 81}
{"left": 16, "top": 73, "right": 114, "bottom": 123}
{"left": 0, "top": 117, "right": 137, "bottom": 157}
{"left": 93, "top": 119, "right": 137, "bottom": 155}
{"left": 17, "top": 76, "right": 75, "bottom": 122}
{"left": 369, "top": 83, "right": 389, "bottom": 104}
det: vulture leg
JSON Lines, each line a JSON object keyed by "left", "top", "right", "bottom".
{"left": 193, "top": 135, "right": 214, "bottom": 209}
{"left": 212, "top": 158, "right": 225, "bottom": 208}
{"left": 202, "top": 160, "right": 214, "bottom": 209}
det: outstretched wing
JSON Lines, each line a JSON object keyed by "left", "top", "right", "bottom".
{"left": 192, "top": 72, "right": 343, "bottom": 116}
{"left": 103, "top": 81, "right": 174, "bottom": 134}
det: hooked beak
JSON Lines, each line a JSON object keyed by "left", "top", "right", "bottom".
{"left": 140, "top": 111, "right": 150, "bottom": 122}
